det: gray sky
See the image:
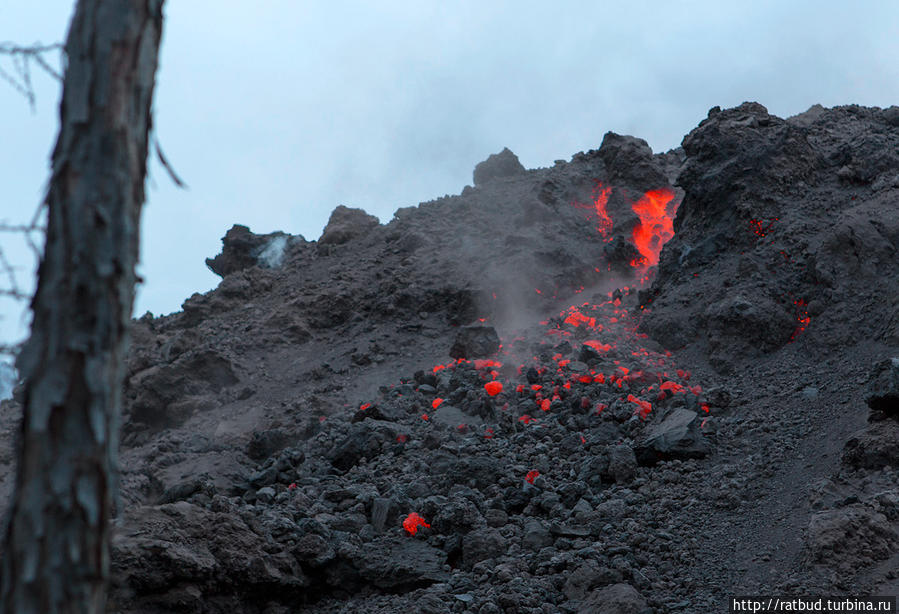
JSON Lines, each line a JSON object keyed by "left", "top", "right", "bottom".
{"left": 2, "top": 1, "right": 898, "bottom": 348}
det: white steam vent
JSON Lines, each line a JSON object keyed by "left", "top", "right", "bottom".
{"left": 257, "top": 235, "right": 288, "bottom": 269}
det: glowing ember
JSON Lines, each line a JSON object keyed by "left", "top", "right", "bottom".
{"left": 660, "top": 380, "right": 685, "bottom": 394}
{"left": 790, "top": 299, "right": 811, "bottom": 341}
{"left": 525, "top": 470, "right": 540, "bottom": 484}
{"left": 420, "top": 413, "right": 429, "bottom": 421}
{"left": 287, "top": 483, "right": 297, "bottom": 490}
{"left": 519, "top": 414, "right": 536, "bottom": 425}
{"left": 396, "top": 434, "right": 408, "bottom": 443}
{"left": 359, "top": 403, "right": 371, "bottom": 411}
{"left": 630, "top": 187, "right": 678, "bottom": 268}
{"left": 540, "top": 399, "right": 551, "bottom": 412}
{"left": 474, "top": 359, "right": 502, "bottom": 370}
{"left": 484, "top": 381, "right": 503, "bottom": 396}
{"left": 432, "top": 398, "right": 444, "bottom": 409}
{"left": 584, "top": 340, "right": 612, "bottom": 353}
{"left": 627, "top": 394, "right": 652, "bottom": 419}
{"left": 749, "top": 217, "right": 778, "bottom": 237}
{"left": 403, "top": 512, "right": 430, "bottom": 536}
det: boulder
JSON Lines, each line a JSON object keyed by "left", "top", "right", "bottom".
{"left": 473, "top": 147, "right": 526, "bottom": 186}
{"left": 319, "top": 205, "right": 380, "bottom": 245}
{"left": 449, "top": 326, "right": 501, "bottom": 359}
{"left": 206, "top": 224, "right": 295, "bottom": 277}
{"left": 634, "top": 408, "right": 710, "bottom": 466}
{"left": 578, "top": 583, "right": 647, "bottom": 614}
{"left": 865, "top": 357, "right": 899, "bottom": 419}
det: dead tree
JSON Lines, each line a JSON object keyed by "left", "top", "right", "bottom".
{"left": 0, "top": 1, "right": 164, "bottom": 612}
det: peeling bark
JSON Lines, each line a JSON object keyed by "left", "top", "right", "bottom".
{"left": 0, "top": 1, "right": 164, "bottom": 613}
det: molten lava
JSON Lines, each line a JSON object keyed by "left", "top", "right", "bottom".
{"left": 403, "top": 512, "right": 430, "bottom": 536}
{"left": 525, "top": 470, "right": 540, "bottom": 484}
{"left": 484, "top": 381, "right": 503, "bottom": 396}
{"left": 630, "top": 187, "right": 677, "bottom": 268}
{"left": 573, "top": 182, "right": 614, "bottom": 241}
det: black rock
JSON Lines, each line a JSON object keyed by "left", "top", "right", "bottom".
{"left": 449, "top": 326, "right": 501, "bottom": 359}
{"left": 522, "top": 520, "right": 553, "bottom": 550}
{"left": 842, "top": 422, "right": 899, "bottom": 469}
{"left": 473, "top": 147, "right": 526, "bottom": 186}
{"left": 370, "top": 497, "right": 397, "bottom": 533}
{"left": 246, "top": 429, "right": 291, "bottom": 461}
{"left": 319, "top": 205, "right": 380, "bottom": 245}
{"left": 462, "top": 527, "right": 507, "bottom": 567}
{"left": 634, "top": 409, "right": 710, "bottom": 466}
{"left": 578, "top": 582, "right": 648, "bottom": 614}
{"left": 865, "top": 357, "right": 899, "bottom": 419}
{"left": 206, "top": 224, "right": 295, "bottom": 277}
{"left": 607, "top": 444, "right": 638, "bottom": 483}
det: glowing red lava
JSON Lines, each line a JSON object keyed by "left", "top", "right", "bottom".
{"left": 573, "top": 182, "right": 614, "bottom": 241}
{"left": 484, "top": 381, "right": 503, "bottom": 396}
{"left": 432, "top": 398, "right": 444, "bottom": 409}
{"left": 403, "top": 512, "right": 430, "bottom": 536}
{"left": 525, "top": 470, "right": 540, "bottom": 484}
{"left": 627, "top": 394, "right": 653, "bottom": 419}
{"left": 790, "top": 299, "right": 811, "bottom": 341}
{"left": 630, "top": 187, "right": 678, "bottom": 268}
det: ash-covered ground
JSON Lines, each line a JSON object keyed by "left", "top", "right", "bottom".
{"left": 1, "top": 102, "right": 898, "bottom": 613}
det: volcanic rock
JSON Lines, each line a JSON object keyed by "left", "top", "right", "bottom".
{"left": 125, "top": 349, "right": 237, "bottom": 430}
{"left": 318, "top": 205, "right": 380, "bottom": 245}
{"left": 461, "top": 527, "right": 507, "bottom": 567}
{"left": 370, "top": 497, "right": 397, "bottom": 533}
{"left": 563, "top": 560, "right": 606, "bottom": 601}
{"left": 110, "top": 502, "right": 307, "bottom": 609}
{"left": 578, "top": 583, "right": 648, "bottom": 614}
{"left": 634, "top": 408, "right": 709, "bottom": 466}
{"left": 841, "top": 421, "right": 899, "bottom": 470}
{"left": 598, "top": 132, "right": 669, "bottom": 192}
{"left": 865, "top": 357, "right": 899, "bottom": 419}
{"left": 522, "top": 520, "right": 552, "bottom": 550}
{"left": 704, "top": 294, "right": 795, "bottom": 364}
{"left": 346, "top": 538, "right": 449, "bottom": 591}
{"left": 205, "top": 224, "right": 296, "bottom": 277}
{"left": 607, "top": 444, "right": 638, "bottom": 483}
{"left": 449, "top": 326, "right": 501, "bottom": 359}
{"left": 806, "top": 504, "right": 899, "bottom": 567}
{"left": 472, "top": 147, "right": 525, "bottom": 186}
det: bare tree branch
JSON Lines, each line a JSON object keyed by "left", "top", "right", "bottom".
{"left": 154, "top": 136, "right": 188, "bottom": 189}
{"left": 0, "top": 42, "right": 64, "bottom": 110}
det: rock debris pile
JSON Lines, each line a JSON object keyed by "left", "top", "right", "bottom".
{"left": 0, "top": 102, "right": 897, "bottom": 613}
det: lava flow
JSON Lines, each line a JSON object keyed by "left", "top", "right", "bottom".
{"left": 572, "top": 182, "right": 614, "bottom": 240}
{"left": 630, "top": 187, "right": 678, "bottom": 269}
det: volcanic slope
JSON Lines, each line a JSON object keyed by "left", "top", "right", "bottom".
{"left": 0, "top": 103, "right": 897, "bottom": 613}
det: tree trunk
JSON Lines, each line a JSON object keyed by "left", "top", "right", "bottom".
{"left": 0, "top": 1, "right": 164, "bottom": 612}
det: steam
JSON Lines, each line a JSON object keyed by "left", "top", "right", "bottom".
{"left": 256, "top": 235, "right": 289, "bottom": 269}
{"left": 0, "top": 362, "right": 15, "bottom": 401}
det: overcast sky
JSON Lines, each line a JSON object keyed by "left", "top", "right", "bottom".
{"left": 1, "top": 1, "right": 898, "bottom": 349}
